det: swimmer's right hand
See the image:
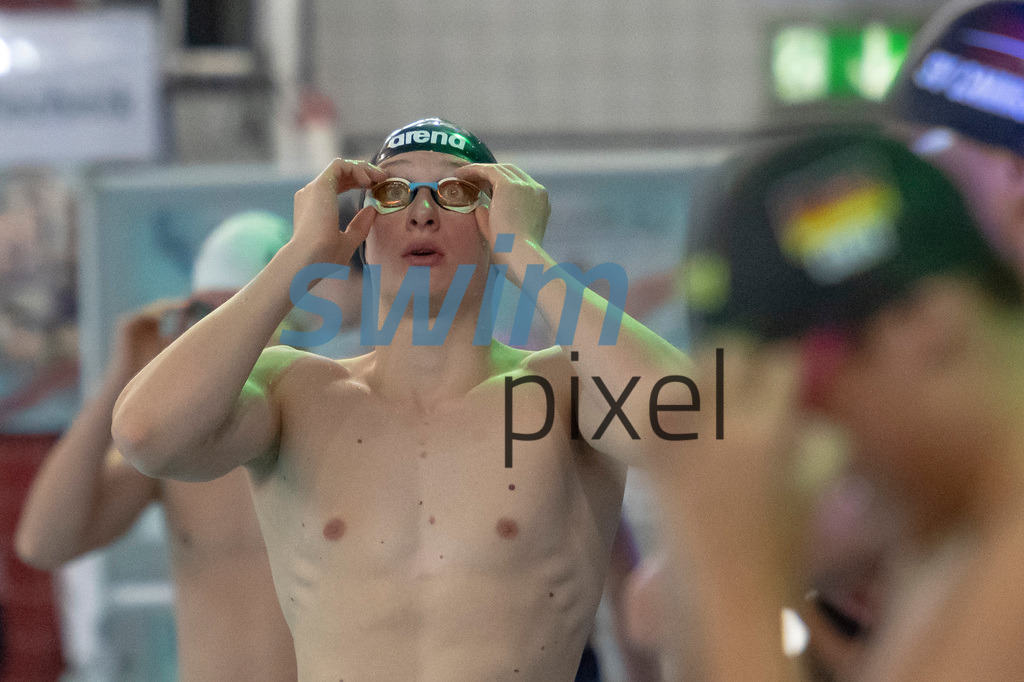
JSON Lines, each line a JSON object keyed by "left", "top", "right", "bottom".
{"left": 292, "top": 158, "right": 387, "bottom": 264}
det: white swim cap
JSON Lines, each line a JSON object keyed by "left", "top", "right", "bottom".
{"left": 192, "top": 211, "right": 291, "bottom": 293}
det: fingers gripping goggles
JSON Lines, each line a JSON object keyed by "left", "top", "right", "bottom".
{"left": 363, "top": 177, "right": 488, "bottom": 214}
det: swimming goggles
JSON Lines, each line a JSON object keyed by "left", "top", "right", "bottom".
{"left": 363, "top": 177, "right": 488, "bottom": 214}
{"left": 159, "top": 298, "right": 216, "bottom": 338}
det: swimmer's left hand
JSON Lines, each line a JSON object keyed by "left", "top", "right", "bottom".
{"left": 108, "top": 300, "right": 182, "bottom": 383}
{"left": 454, "top": 163, "right": 550, "bottom": 257}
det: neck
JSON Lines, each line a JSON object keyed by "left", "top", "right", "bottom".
{"left": 366, "top": 294, "right": 494, "bottom": 404}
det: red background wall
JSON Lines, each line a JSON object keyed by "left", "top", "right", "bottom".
{"left": 1, "top": 434, "right": 65, "bottom": 682}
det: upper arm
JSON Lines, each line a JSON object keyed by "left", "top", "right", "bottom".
{"left": 520, "top": 347, "right": 648, "bottom": 467}
{"left": 550, "top": 349, "right": 697, "bottom": 468}
{"left": 78, "top": 449, "right": 161, "bottom": 555}
{"left": 154, "top": 345, "right": 302, "bottom": 482}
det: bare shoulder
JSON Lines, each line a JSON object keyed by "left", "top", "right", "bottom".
{"left": 479, "top": 343, "right": 575, "bottom": 393}
{"left": 244, "top": 347, "right": 365, "bottom": 479}
{"left": 254, "top": 345, "right": 357, "bottom": 398}
{"left": 514, "top": 345, "right": 627, "bottom": 463}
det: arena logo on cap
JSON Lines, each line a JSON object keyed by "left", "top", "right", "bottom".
{"left": 387, "top": 129, "right": 468, "bottom": 151}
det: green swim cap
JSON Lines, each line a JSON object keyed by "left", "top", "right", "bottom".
{"left": 193, "top": 211, "right": 291, "bottom": 292}
{"left": 373, "top": 118, "right": 496, "bottom": 165}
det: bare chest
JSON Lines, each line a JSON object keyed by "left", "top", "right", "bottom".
{"left": 255, "top": 378, "right": 620, "bottom": 576}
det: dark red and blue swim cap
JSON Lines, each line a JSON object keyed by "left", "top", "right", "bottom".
{"left": 889, "top": 1, "right": 1024, "bottom": 158}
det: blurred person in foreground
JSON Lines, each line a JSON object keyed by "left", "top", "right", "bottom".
{"left": 110, "top": 118, "right": 687, "bottom": 680}
{"left": 650, "top": 131, "right": 1024, "bottom": 680}
{"left": 15, "top": 212, "right": 299, "bottom": 681}
{"left": 784, "top": 2, "right": 1024, "bottom": 674}
{"left": 651, "top": 5, "right": 1024, "bottom": 670}
{"left": 889, "top": 0, "right": 1024, "bottom": 278}
{"left": 622, "top": 156, "right": 903, "bottom": 681}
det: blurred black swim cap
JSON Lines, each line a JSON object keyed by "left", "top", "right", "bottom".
{"left": 684, "top": 132, "right": 1021, "bottom": 341}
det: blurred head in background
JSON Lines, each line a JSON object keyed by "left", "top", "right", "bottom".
{"left": 163, "top": 210, "right": 292, "bottom": 340}
{"left": 889, "top": 1, "right": 1024, "bottom": 273}
{"left": 686, "top": 130, "right": 1021, "bottom": 536}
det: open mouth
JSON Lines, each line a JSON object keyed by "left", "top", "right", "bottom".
{"left": 403, "top": 243, "right": 444, "bottom": 264}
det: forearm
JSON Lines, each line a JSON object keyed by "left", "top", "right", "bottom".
{"left": 690, "top": 556, "right": 802, "bottom": 681}
{"left": 657, "top": 482, "right": 804, "bottom": 682}
{"left": 16, "top": 372, "right": 136, "bottom": 568}
{"left": 510, "top": 239, "right": 685, "bottom": 367}
{"left": 506, "top": 239, "right": 691, "bottom": 448}
{"left": 112, "top": 240, "right": 312, "bottom": 472}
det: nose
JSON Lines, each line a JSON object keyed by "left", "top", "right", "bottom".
{"left": 406, "top": 186, "right": 439, "bottom": 230}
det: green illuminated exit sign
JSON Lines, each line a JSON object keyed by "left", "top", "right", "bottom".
{"left": 772, "top": 23, "right": 916, "bottom": 103}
